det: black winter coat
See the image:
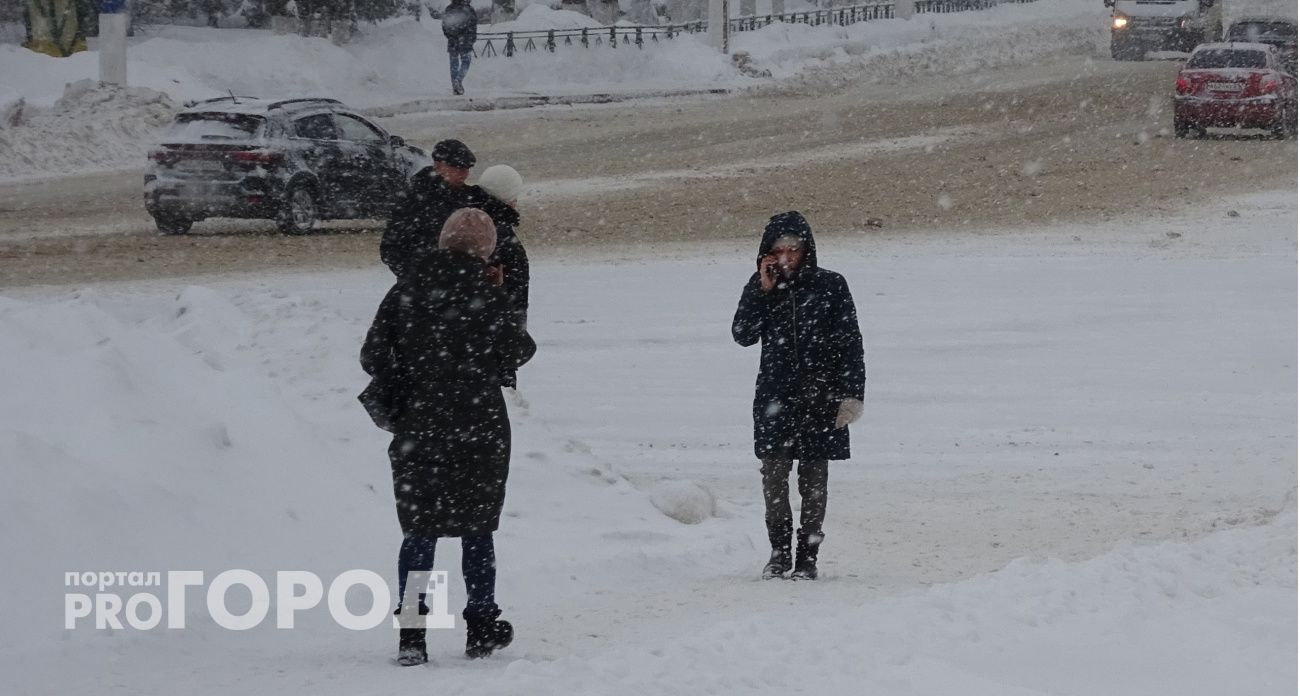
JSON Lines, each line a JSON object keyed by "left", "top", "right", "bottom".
{"left": 481, "top": 196, "right": 530, "bottom": 388}
{"left": 381, "top": 169, "right": 486, "bottom": 278}
{"left": 481, "top": 196, "right": 529, "bottom": 326}
{"left": 361, "top": 249, "right": 536, "bottom": 537}
{"left": 732, "top": 223, "right": 865, "bottom": 461}
{"left": 442, "top": 0, "right": 478, "bottom": 54}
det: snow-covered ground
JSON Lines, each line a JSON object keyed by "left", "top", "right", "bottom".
{"left": 1, "top": 190, "right": 1294, "bottom": 695}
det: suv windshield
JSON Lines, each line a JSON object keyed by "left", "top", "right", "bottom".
{"left": 1188, "top": 48, "right": 1269, "bottom": 69}
{"left": 167, "top": 113, "right": 265, "bottom": 141}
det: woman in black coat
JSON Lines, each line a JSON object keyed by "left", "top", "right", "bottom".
{"left": 732, "top": 211, "right": 865, "bottom": 580}
{"left": 361, "top": 208, "right": 535, "bottom": 666}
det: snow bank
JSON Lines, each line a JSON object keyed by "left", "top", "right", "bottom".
{"left": 479, "top": 497, "right": 1297, "bottom": 695}
{"left": 490, "top": 4, "right": 607, "bottom": 31}
{"left": 0, "top": 80, "right": 178, "bottom": 181}
{"left": 0, "top": 286, "right": 375, "bottom": 650}
{"left": 0, "top": 279, "right": 697, "bottom": 669}
{"left": 736, "top": 0, "right": 1109, "bottom": 82}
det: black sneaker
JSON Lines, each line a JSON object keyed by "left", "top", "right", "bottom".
{"left": 761, "top": 546, "right": 792, "bottom": 579}
{"left": 397, "top": 628, "right": 427, "bottom": 666}
{"left": 465, "top": 609, "right": 513, "bottom": 659}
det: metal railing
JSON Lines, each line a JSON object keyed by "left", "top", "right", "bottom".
{"left": 476, "top": 23, "right": 707, "bottom": 58}
{"left": 473, "top": 0, "right": 1035, "bottom": 58}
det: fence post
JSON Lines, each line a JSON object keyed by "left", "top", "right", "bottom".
{"left": 547, "top": 29, "right": 556, "bottom": 52}
{"left": 610, "top": 26, "right": 617, "bottom": 48}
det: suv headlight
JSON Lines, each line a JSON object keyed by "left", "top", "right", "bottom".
{"left": 1112, "top": 16, "right": 1129, "bottom": 29}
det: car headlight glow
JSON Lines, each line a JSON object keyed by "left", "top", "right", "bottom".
{"left": 1112, "top": 16, "right": 1129, "bottom": 29}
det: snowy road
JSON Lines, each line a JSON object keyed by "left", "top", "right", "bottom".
{"left": 2, "top": 58, "right": 1295, "bottom": 287}
{"left": 1, "top": 191, "right": 1294, "bottom": 695}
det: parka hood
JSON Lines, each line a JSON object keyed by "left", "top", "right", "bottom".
{"left": 757, "top": 210, "right": 818, "bottom": 271}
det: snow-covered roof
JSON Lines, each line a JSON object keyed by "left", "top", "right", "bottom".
{"left": 1192, "top": 42, "right": 1276, "bottom": 53}
{"left": 178, "top": 97, "right": 342, "bottom": 116}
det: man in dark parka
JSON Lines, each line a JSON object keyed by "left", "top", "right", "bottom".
{"left": 380, "top": 139, "right": 485, "bottom": 279}
{"left": 361, "top": 208, "right": 536, "bottom": 666}
{"left": 731, "top": 211, "right": 866, "bottom": 581}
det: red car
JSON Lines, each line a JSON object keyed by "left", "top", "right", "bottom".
{"left": 1173, "top": 42, "right": 1298, "bottom": 138}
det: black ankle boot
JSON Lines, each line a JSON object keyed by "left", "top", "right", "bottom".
{"left": 761, "top": 545, "right": 792, "bottom": 579}
{"left": 397, "top": 628, "right": 428, "bottom": 666}
{"left": 791, "top": 533, "right": 823, "bottom": 581}
{"left": 465, "top": 608, "right": 513, "bottom": 659}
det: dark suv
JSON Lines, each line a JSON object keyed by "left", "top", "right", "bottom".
{"left": 1226, "top": 17, "right": 1297, "bottom": 75}
{"left": 144, "top": 97, "right": 431, "bottom": 235}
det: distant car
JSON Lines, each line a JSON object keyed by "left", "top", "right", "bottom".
{"left": 144, "top": 97, "right": 431, "bottom": 235}
{"left": 1225, "top": 16, "right": 1296, "bottom": 74}
{"left": 1173, "top": 42, "right": 1298, "bottom": 139}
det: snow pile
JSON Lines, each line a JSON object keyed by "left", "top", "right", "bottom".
{"left": 0, "top": 42, "right": 208, "bottom": 110}
{"left": 0, "top": 80, "right": 178, "bottom": 181}
{"left": 0, "top": 287, "right": 376, "bottom": 649}
{"left": 489, "top": 3, "right": 607, "bottom": 31}
{"left": 648, "top": 480, "right": 717, "bottom": 524}
{"left": 0, "top": 280, "right": 702, "bottom": 674}
{"left": 736, "top": 0, "right": 1109, "bottom": 84}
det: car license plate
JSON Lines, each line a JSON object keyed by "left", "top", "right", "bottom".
{"left": 1208, "top": 82, "right": 1244, "bottom": 92}
{"left": 177, "top": 158, "right": 225, "bottom": 172}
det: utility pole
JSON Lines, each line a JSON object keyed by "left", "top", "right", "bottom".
{"left": 99, "top": 0, "right": 128, "bottom": 85}
{"left": 707, "top": 0, "right": 729, "bottom": 53}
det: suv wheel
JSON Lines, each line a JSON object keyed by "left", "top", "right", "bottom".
{"left": 154, "top": 214, "right": 193, "bottom": 235}
{"left": 278, "top": 183, "right": 318, "bottom": 235}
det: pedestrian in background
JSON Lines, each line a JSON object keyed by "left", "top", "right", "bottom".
{"left": 442, "top": 0, "right": 478, "bottom": 95}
